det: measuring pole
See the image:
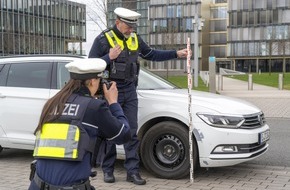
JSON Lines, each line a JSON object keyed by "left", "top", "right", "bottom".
{"left": 186, "top": 37, "right": 194, "bottom": 183}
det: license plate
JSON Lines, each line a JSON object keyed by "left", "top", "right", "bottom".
{"left": 259, "top": 130, "right": 270, "bottom": 144}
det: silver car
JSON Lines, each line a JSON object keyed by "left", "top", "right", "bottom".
{"left": 0, "top": 55, "right": 270, "bottom": 179}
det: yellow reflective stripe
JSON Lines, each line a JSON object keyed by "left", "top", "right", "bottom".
{"left": 75, "top": 128, "right": 79, "bottom": 141}
{"left": 105, "top": 30, "right": 138, "bottom": 51}
{"left": 33, "top": 123, "right": 80, "bottom": 159}
{"left": 127, "top": 33, "right": 138, "bottom": 51}
{"left": 41, "top": 123, "right": 69, "bottom": 139}
{"left": 35, "top": 147, "right": 66, "bottom": 157}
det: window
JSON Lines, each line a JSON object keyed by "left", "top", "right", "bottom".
{"left": 6, "top": 62, "right": 52, "bottom": 88}
{"left": 186, "top": 18, "right": 193, "bottom": 31}
{"left": 176, "top": 5, "right": 182, "bottom": 17}
{"left": 57, "top": 62, "right": 70, "bottom": 89}
{"left": 167, "top": 5, "right": 174, "bottom": 18}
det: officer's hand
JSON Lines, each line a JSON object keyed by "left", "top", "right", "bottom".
{"left": 109, "top": 45, "right": 122, "bottom": 60}
{"left": 177, "top": 48, "right": 192, "bottom": 58}
{"left": 103, "top": 81, "right": 118, "bottom": 105}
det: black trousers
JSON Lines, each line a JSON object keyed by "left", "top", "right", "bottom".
{"left": 102, "top": 85, "right": 140, "bottom": 175}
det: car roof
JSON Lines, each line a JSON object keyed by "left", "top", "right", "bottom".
{"left": 0, "top": 54, "right": 84, "bottom": 64}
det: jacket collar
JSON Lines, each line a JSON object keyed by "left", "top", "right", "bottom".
{"left": 112, "top": 25, "right": 126, "bottom": 40}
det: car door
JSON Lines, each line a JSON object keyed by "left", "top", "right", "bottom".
{"left": 0, "top": 61, "right": 52, "bottom": 150}
{"left": 49, "top": 61, "right": 71, "bottom": 97}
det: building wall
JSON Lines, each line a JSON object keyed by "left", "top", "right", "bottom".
{"left": 148, "top": 0, "right": 202, "bottom": 71}
{"left": 107, "top": 0, "right": 149, "bottom": 43}
{"left": 208, "top": 0, "right": 230, "bottom": 71}
{"left": 0, "top": 0, "right": 86, "bottom": 56}
{"left": 106, "top": 0, "right": 290, "bottom": 73}
{"left": 228, "top": 0, "right": 290, "bottom": 72}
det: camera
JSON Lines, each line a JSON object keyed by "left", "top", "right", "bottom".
{"left": 96, "top": 79, "right": 112, "bottom": 99}
{"left": 101, "top": 79, "right": 112, "bottom": 90}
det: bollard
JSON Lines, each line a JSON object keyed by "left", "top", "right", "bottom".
{"left": 278, "top": 73, "right": 283, "bottom": 90}
{"left": 218, "top": 75, "right": 223, "bottom": 91}
{"left": 248, "top": 74, "right": 253, "bottom": 90}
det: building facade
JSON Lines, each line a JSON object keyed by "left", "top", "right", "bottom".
{"left": 106, "top": 0, "right": 290, "bottom": 74}
{"left": 209, "top": 0, "right": 229, "bottom": 71}
{"left": 107, "top": 0, "right": 149, "bottom": 44}
{"left": 0, "top": 0, "right": 86, "bottom": 56}
{"left": 228, "top": 0, "right": 290, "bottom": 72}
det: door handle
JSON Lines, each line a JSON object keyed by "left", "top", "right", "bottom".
{"left": 0, "top": 93, "right": 6, "bottom": 98}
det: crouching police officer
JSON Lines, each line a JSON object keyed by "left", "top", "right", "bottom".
{"left": 28, "top": 58, "right": 131, "bottom": 190}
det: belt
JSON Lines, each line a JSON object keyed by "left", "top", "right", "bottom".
{"left": 33, "top": 173, "right": 91, "bottom": 190}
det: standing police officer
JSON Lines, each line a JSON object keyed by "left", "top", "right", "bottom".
{"left": 28, "top": 58, "right": 131, "bottom": 190}
{"left": 88, "top": 7, "right": 190, "bottom": 185}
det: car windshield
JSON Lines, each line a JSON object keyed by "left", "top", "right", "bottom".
{"left": 137, "top": 67, "right": 178, "bottom": 90}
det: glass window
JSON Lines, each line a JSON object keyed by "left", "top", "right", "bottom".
{"left": 243, "top": 0, "right": 249, "bottom": 9}
{"left": 231, "top": 0, "right": 238, "bottom": 10}
{"left": 277, "top": 0, "right": 286, "bottom": 8}
{"left": 260, "top": 42, "right": 267, "bottom": 56}
{"left": 255, "top": 0, "right": 265, "bottom": 9}
{"left": 167, "top": 5, "right": 174, "bottom": 18}
{"left": 14, "top": 0, "right": 18, "bottom": 10}
{"left": 260, "top": 10, "right": 267, "bottom": 24}
{"left": 267, "top": 0, "right": 272, "bottom": 9}
{"left": 266, "top": 26, "right": 273, "bottom": 39}
{"left": 282, "top": 10, "right": 290, "bottom": 23}
{"left": 273, "top": 9, "right": 278, "bottom": 23}
{"left": 161, "top": 19, "right": 167, "bottom": 32}
{"left": 211, "top": 20, "right": 227, "bottom": 31}
{"left": 185, "top": 18, "right": 193, "bottom": 31}
{"left": 7, "top": 62, "right": 52, "bottom": 89}
{"left": 249, "top": 12, "right": 254, "bottom": 25}
{"left": 254, "top": 28, "right": 261, "bottom": 40}
{"left": 176, "top": 5, "right": 182, "bottom": 17}
{"left": 57, "top": 62, "right": 70, "bottom": 89}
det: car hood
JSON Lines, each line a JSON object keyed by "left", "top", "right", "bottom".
{"left": 138, "top": 89, "right": 261, "bottom": 115}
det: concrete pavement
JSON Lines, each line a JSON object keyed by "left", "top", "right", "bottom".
{"left": 217, "top": 76, "right": 290, "bottom": 118}
{"left": 0, "top": 77, "right": 290, "bottom": 190}
{"left": 0, "top": 148, "right": 289, "bottom": 190}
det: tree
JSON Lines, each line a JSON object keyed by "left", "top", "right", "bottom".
{"left": 85, "top": 0, "right": 108, "bottom": 31}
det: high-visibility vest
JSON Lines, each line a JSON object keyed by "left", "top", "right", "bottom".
{"left": 104, "top": 30, "right": 138, "bottom": 51}
{"left": 104, "top": 30, "right": 140, "bottom": 81}
{"left": 33, "top": 94, "right": 97, "bottom": 162}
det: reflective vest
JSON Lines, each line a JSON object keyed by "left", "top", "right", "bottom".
{"left": 104, "top": 30, "right": 138, "bottom": 51}
{"left": 33, "top": 94, "right": 98, "bottom": 162}
{"left": 104, "top": 30, "right": 140, "bottom": 81}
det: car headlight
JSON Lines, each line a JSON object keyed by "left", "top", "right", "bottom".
{"left": 197, "top": 113, "right": 245, "bottom": 128}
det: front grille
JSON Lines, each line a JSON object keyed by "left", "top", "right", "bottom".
{"left": 241, "top": 112, "right": 265, "bottom": 129}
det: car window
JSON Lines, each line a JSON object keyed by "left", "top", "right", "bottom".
{"left": 7, "top": 62, "right": 51, "bottom": 89}
{"left": 57, "top": 62, "right": 70, "bottom": 89}
{"left": 137, "top": 68, "right": 177, "bottom": 90}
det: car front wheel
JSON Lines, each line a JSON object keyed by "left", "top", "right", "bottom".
{"left": 140, "top": 121, "right": 197, "bottom": 179}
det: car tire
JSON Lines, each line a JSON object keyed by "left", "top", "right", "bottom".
{"left": 140, "top": 121, "right": 198, "bottom": 179}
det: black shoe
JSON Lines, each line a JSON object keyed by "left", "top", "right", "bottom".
{"left": 103, "top": 172, "right": 115, "bottom": 183}
{"left": 126, "top": 173, "right": 146, "bottom": 185}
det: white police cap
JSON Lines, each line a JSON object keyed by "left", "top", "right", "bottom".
{"left": 114, "top": 7, "right": 141, "bottom": 28}
{"left": 65, "top": 58, "right": 107, "bottom": 80}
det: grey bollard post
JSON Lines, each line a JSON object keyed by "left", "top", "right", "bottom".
{"left": 209, "top": 57, "right": 216, "bottom": 93}
{"left": 279, "top": 73, "right": 283, "bottom": 90}
{"left": 248, "top": 74, "right": 253, "bottom": 90}
{"left": 218, "top": 74, "right": 223, "bottom": 91}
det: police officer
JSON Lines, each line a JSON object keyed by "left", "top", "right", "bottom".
{"left": 28, "top": 58, "right": 131, "bottom": 190}
{"left": 88, "top": 7, "right": 190, "bottom": 185}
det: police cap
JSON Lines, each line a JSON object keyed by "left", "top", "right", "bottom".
{"left": 114, "top": 7, "right": 141, "bottom": 28}
{"left": 65, "top": 58, "right": 107, "bottom": 80}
